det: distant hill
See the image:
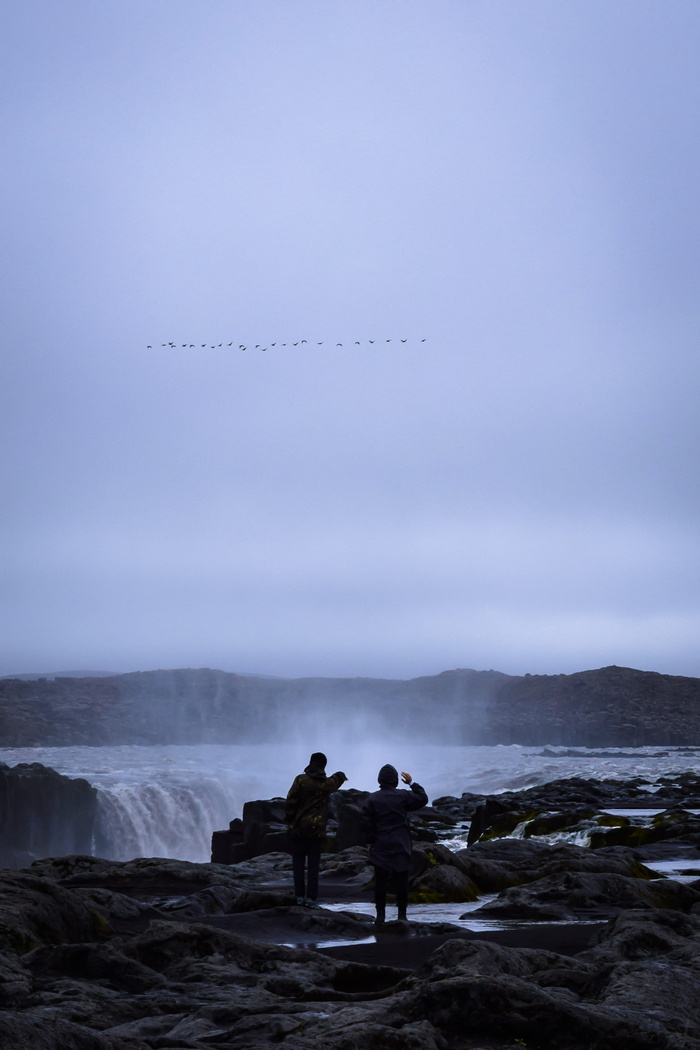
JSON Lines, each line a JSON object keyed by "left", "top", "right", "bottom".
{"left": 0, "top": 671, "right": 119, "bottom": 681}
{"left": 0, "top": 665, "right": 698, "bottom": 748}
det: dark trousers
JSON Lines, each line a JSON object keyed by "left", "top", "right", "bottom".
{"left": 291, "top": 837, "right": 322, "bottom": 900}
{"left": 373, "top": 865, "right": 409, "bottom": 914}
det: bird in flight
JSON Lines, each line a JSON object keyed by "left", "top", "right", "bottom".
{"left": 148, "top": 336, "right": 427, "bottom": 351}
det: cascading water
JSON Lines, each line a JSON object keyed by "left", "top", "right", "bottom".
{"left": 2, "top": 742, "right": 700, "bottom": 863}
{"left": 93, "top": 776, "right": 240, "bottom": 861}
{"left": 0, "top": 744, "right": 293, "bottom": 862}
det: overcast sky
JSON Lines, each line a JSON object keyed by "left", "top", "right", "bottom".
{"left": 2, "top": 1, "right": 699, "bottom": 680}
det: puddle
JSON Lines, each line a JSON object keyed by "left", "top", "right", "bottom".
{"left": 603, "top": 808, "right": 700, "bottom": 818}
{"left": 646, "top": 859, "right": 700, "bottom": 881}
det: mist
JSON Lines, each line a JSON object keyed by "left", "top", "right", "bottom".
{"left": 2, "top": 2, "right": 700, "bottom": 680}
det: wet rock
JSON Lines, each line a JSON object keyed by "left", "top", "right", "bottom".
{"left": 408, "top": 842, "right": 480, "bottom": 903}
{"left": 472, "top": 870, "right": 700, "bottom": 921}
{"left": 211, "top": 818, "right": 244, "bottom": 864}
{"left": 416, "top": 935, "right": 570, "bottom": 981}
{"left": 0, "top": 950, "right": 33, "bottom": 1007}
{"left": 0, "top": 870, "right": 110, "bottom": 954}
{"left": 431, "top": 792, "right": 485, "bottom": 819}
{"left": 0, "top": 1013, "right": 127, "bottom": 1050}
{"left": 412, "top": 863, "right": 479, "bottom": 904}
{"left": 7, "top": 846, "right": 700, "bottom": 1048}
{"left": 409, "top": 971, "right": 670, "bottom": 1050}
{"left": 455, "top": 838, "right": 659, "bottom": 893}
{"left": 319, "top": 846, "right": 373, "bottom": 887}
{"left": 590, "top": 808, "right": 700, "bottom": 850}
{"left": 25, "top": 941, "right": 167, "bottom": 993}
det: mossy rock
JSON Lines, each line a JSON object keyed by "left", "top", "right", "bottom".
{"left": 480, "top": 810, "right": 537, "bottom": 840}
{"left": 523, "top": 808, "right": 596, "bottom": 838}
{"left": 652, "top": 810, "right": 692, "bottom": 827}
{"left": 589, "top": 825, "right": 655, "bottom": 849}
{"left": 413, "top": 865, "right": 479, "bottom": 903}
{"left": 595, "top": 814, "right": 631, "bottom": 828}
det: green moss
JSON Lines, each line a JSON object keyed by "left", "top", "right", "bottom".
{"left": 629, "top": 859, "right": 658, "bottom": 881}
{"left": 4, "top": 928, "right": 41, "bottom": 955}
{"left": 408, "top": 888, "right": 451, "bottom": 905}
{"left": 595, "top": 814, "right": 631, "bottom": 828}
{"left": 89, "top": 909, "right": 113, "bottom": 939}
{"left": 410, "top": 883, "right": 478, "bottom": 904}
{"left": 652, "top": 811, "right": 688, "bottom": 828}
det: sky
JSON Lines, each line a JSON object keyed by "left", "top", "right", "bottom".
{"left": 1, "top": 0, "right": 699, "bottom": 681}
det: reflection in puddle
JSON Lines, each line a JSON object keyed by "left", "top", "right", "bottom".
{"left": 285, "top": 897, "right": 604, "bottom": 949}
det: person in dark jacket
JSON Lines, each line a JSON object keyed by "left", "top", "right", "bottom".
{"left": 361, "top": 764, "right": 428, "bottom": 924}
{"left": 285, "top": 752, "right": 347, "bottom": 907}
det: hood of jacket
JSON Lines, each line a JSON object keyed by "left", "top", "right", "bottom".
{"left": 378, "top": 763, "right": 399, "bottom": 788}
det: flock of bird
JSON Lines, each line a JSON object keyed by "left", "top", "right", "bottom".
{"left": 146, "top": 338, "right": 427, "bottom": 351}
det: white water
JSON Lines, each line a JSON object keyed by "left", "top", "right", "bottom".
{"left": 2, "top": 743, "right": 699, "bottom": 863}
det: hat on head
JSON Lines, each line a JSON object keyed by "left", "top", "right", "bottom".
{"left": 378, "top": 764, "right": 399, "bottom": 787}
{"left": 310, "top": 752, "right": 327, "bottom": 768}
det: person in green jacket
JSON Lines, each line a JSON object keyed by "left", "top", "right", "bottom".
{"left": 285, "top": 752, "right": 347, "bottom": 907}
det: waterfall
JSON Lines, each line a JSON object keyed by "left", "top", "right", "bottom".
{"left": 93, "top": 776, "right": 241, "bottom": 862}
{"left": 2, "top": 742, "right": 699, "bottom": 866}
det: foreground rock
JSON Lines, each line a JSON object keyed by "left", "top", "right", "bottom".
{"left": 3, "top": 847, "right": 700, "bottom": 1048}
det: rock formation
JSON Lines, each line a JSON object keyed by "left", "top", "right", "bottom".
{"left": 2, "top": 838, "right": 700, "bottom": 1048}
{"left": 0, "top": 762, "right": 97, "bottom": 868}
{"left": 4, "top": 772, "right": 700, "bottom": 1045}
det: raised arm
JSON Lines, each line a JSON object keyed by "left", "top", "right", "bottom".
{"left": 405, "top": 780, "right": 428, "bottom": 811}
{"left": 325, "top": 770, "right": 348, "bottom": 793}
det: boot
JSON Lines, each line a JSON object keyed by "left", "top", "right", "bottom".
{"left": 397, "top": 907, "right": 407, "bottom": 921}
{"left": 374, "top": 907, "right": 385, "bottom": 927}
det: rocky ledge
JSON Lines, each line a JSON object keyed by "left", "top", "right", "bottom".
{"left": 4, "top": 800, "right": 700, "bottom": 1049}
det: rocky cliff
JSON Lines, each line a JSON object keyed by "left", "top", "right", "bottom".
{"left": 0, "top": 762, "right": 97, "bottom": 867}
{"left": 0, "top": 664, "right": 697, "bottom": 747}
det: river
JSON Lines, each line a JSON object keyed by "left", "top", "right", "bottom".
{"left": 2, "top": 742, "right": 699, "bottom": 862}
